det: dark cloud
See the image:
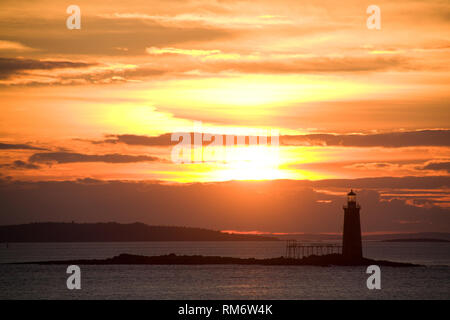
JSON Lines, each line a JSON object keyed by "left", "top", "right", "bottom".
{"left": 0, "top": 55, "right": 417, "bottom": 86}
{"left": 206, "top": 56, "right": 412, "bottom": 74}
{"left": 151, "top": 98, "right": 450, "bottom": 130}
{"left": 93, "top": 129, "right": 450, "bottom": 148}
{"left": 280, "top": 130, "right": 450, "bottom": 147}
{"left": 97, "top": 133, "right": 173, "bottom": 146}
{"left": 0, "top": 53, "right": 417, "bottom": 87}
{"left": 0, "top": 177, "right": 448, "bottom": 232}
{"left": 0, "top": 64, "right": 169, "bottom": 87}
{"left": 0, "top": 16, "right": 232, "bottom": 56}
{"left": 0, "top": 142, "right": 47, "bottom": 150}
{"left": 48, "top": 66, "right": 168, "bottom": 86}
{"left": 0, "top": 53, "right": 427, "bottom": 87}
{"left": 28, "top": 152, "right": 161, "bottom": 164}
{"left": 344, "top": 162, "right": 398, "bottom": 170}
{"left": 309, "top": 176, "right": 450, "bottom": 190}
{"left": 0, "top": 57, "right": 95, "bottom": 79}
{"left": 93, "top": 132, "right": 279, "bottom": 148}
{"left": 0, "top": 160, "right": 40, "bottom": 170}
{"left": 418, "top": 161, "right": 450, "bottom": 173}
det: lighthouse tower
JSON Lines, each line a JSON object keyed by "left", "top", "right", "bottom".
{"left": 342, "top": 190, "right": 363, "bottom": 260}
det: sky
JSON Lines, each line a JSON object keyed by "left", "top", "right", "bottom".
{"left": 0, "top": 0, "right": 449, "bottom": 233}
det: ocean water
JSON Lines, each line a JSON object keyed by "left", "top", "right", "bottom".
{"left": 0, "top": 241, "right": 449, "bottom": 299}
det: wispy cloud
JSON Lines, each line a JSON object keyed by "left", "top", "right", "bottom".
{"left": 0, "top": 142, "right": 47, "bottom": 151}
{"left": 90, "top": 130, "right": 450, "bottom": 148}
{"left": 0, "top": 57, "right": 96, "bottom": 79}
{"left": 0, "top": 40, "right": 36, "bottom": 52}
{"left": 0, "top": 160, "right": 40, "bottom": 170}
{"left": 280, "top": 130, "right": 450, "bottom": 148}
{"left": 146, "top": 47, "right": 221, "bottom": 57}
{"left": 29, "top": 152, "right": 162, "bottom": 164}
{"left": 417, "top": 161, "right": 450, "bottom": 173}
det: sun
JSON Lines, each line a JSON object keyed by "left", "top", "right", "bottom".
{"left": 209, "top": 145, "right": 290, "bottom": 181}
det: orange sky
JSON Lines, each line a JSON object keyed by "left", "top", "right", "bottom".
{"left": 0, "top": 0, "right": 449, "bottom": 216}
{"left": 0, "top": 0, "right": 450, "bottom": 233}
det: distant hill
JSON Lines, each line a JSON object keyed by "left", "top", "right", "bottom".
{"left": 382, "top": 238, "right": 450, "bottom": 243}
{"left": 365, "top": 232, "right": 450, "bottom": 241}
{"left": 275, "top": 232, "right": 450, "bottom": 242}
{"left": 0, "top": 222, "right": 278, "bottom": 242}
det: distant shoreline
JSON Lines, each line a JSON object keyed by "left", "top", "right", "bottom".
{"left": 382, "top": 238, "right": 450, "bottom": 243}
{"left": 2, "top": 222, "right": 450, "bottom": 243}
{"left": 0, "top": 222, "right": 278, "bottom": 242}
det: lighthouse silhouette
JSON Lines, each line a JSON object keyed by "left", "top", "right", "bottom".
{"left": 342, "top": 190, "right": 363, "bottom": 259}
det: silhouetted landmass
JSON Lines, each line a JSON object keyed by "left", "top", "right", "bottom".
{"left": 0, "top": 222, "right": 277, "bottom": 242}
{"left": 382, "top": 238, "right": 450, "bottom": 243}
{"left": 275, "top": 232, "right": 450, "bottom": 241}
{"left": 22, "top": 253, "right": 419, "bottom": 267}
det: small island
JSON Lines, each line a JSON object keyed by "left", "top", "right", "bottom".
{"left": 20, "top": 253, "right": 419, "bottom": 267}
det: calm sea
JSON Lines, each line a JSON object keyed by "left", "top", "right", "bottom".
{"left": 0, "top": 241, "right": 449, "bottom": 299}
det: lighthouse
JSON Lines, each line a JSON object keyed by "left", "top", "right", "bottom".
{"left": 342, "top": 190, "right": 363, "bottom": 260}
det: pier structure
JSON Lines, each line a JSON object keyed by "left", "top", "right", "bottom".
{"left": 285, "top": 240, "right": 342, "bottom": 259}
{"left": 285, "top": 189, "right": 363, "bottom": 260}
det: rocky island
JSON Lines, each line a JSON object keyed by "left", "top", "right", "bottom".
{"left": 21, "top": 253, "right": 419, "bottom": 267}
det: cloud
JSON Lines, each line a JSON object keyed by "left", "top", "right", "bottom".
{"left": 205, "top": 56, "right": 412, "bottom": 74}
{"left": 28, "top": 152, "right": 162, "bottom": 164}
{"left": 0, "top": 46, "right": 433, "bottom": 87}
{"left": 0, "top": 53, "right": 418, "bottom": 87}
{"left": 50, "top": 65, "right": 167, "bottom": 85}
{"left": 0, "top": 15, "right": 233, "bottom": 57}
{"left": 0, "top": 63, "right": 168, "bottom": 86}
{"left": 0, "top": 57, "right": 96, "bottom": 79}
{"left": 280, "top": 130, "right": 450, "bottom": 147}
{"left": 92, "top": 132, "right": 279, "bottom": 148}
{"left": 95, "top": 133, "right": 174, "bottom": 146}
{"left": 0, "top": 142, "right": 47, "bottom": 150}
{"left": 146, "top": 47, "right": 221, "bottom": 56}
{"left": 92, "top": 129, "right": 450, "bottom": 148}
{"left": 345, "top": 162, "right": 401, "bottom": 171}
{"left": 0, "top": 177, "right": 448, "bottom": 233}
{"left": 6, "top": 54, "right": 408, "bottom": 86}
{"left": 0, "top": 160, "right": 40, "bottom": 170}
{"left": 281, "top": 175, "right": 450, "bottom": 198}
{"left": 0, "top": 40, "right": 35, "bottom": 52}
{"left": 310, "top": 175, "right": 450, "bottom": 190}
{"left": 418, "top": 161, "right": 450, "bottom": 173}
{"left": 144, "top": 47, "right": 415, "bottom": 73}
{"left": 98, "top": 12, "right": 294, "bottom": 29}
